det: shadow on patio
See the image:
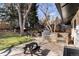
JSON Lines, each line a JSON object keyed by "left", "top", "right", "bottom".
{"left": 0, "top": 45, "right": 14, "bottom": 56}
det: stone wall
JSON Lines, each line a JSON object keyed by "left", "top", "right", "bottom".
{"left": 42, "top": 32, "right": 70, "bottom": 45}
{"left": 57, "top": 33, "right": 69, "bottom": 44}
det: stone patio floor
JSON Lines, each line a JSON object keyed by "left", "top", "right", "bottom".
{"left": 0, "top": 37, "right": 64, "bottom": 56}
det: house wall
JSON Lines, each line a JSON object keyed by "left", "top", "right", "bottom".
{"left": 71, "top": 9, "right": 79, "bottom": 47}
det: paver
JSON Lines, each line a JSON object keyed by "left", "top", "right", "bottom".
{"left": 0, "top": 37, "right": 64, "bottom": 56}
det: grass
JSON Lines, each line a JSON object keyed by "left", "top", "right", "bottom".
{"left": 0, "top": 32, "right": 32, "bottom": 50}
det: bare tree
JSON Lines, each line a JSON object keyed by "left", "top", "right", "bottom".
{"left": 38, "top": 4, "right": 53, "bottom": 32}
{"left": 15, "top": 4, "right": 23, "bottom": 35}
{"left": 23, "top": 3, "right": 32, "bottom": 29}
{"left": 15, "top": 3, "right": 32, "bottom": 35}
{"left": 3, "top": 3, "right": 32, "bottom": 35}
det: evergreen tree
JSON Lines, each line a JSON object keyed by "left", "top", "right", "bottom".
{"left": 5, "top": 4, "right": 19, "bottom": 29}
{"left": 28, "top": 3, "right": 38, "bottom": 28}
{"left": 0, "top": 4, "right": 8, "bottom": 21}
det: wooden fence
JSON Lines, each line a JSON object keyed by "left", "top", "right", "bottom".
{"left": 0, "top": 21, "right": 11, "bottom": 30}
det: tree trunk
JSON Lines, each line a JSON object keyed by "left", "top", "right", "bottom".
{"left": 16, "top": 4, "right": 32, "bottom": 35}
{"left": 23, "top": 3, "right": 32, "bottom": 29}
{"left": 23, "top": 16, "right": 26, "bottom": 30}
{"left": 17, "top": 4, "right": 24, "bottom": 35}
{"left": 47, "top": 21, "right": 52, "bottom": 33}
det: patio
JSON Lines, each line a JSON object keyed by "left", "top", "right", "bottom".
{"left": 0, "top": 37, "right": 64, "bottom": 56}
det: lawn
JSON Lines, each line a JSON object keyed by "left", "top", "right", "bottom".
{"left": 0, "top": 32, "right": 32, "bottom": 50}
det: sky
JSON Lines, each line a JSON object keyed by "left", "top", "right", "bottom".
{"left": 37, "top": 3, "right": 61, "bottom": 20}
{"left": 0, "top": 3, "right": 60, "bottom": 21}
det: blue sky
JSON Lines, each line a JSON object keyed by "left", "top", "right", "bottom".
{"left": 0, "top": 3, "right": 60, "bottom": 20}
{"left": 37, "top": 3, "right": 60, "bottom": 20}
